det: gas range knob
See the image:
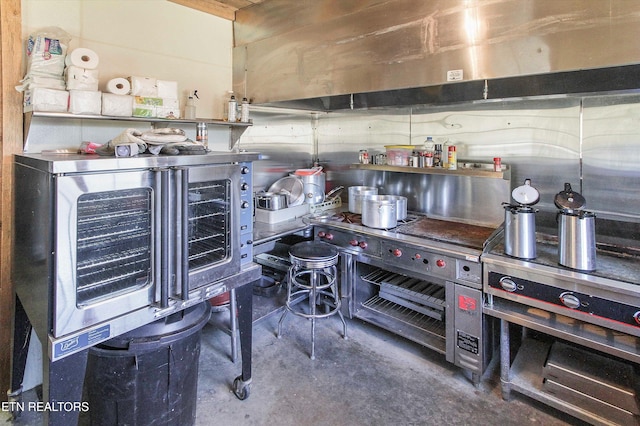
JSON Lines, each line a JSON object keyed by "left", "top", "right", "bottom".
{"left": 349, "top": 239, "right": 359, "bottom": 246}
{"left": 318, "top": 231, "right": 326, "bottom": 238}
{"left": 436, "top": 259, "right": 446, "bottom": 268}
{"left": 240, "top": 182, "right": 249, "bottom": 191}
{"left": 498, "top": 277, "right": 517, "bottom": 292}
{"left": 414, "top": 253, "right": 422, "bottom": 259}
{"left": 392, "top": 248, "right": 402, "bottom": 257}
{"left": 323, "top": 232, "right": 334, "bottom": 241}
{"left": 358, "top": 241, "right": 368, "bottom": 249}
{"left": 240, "top": 166, "right": 250, "bottom": 174}
{"left": 559, "top": 292, "right": 581, "bottom": 309}
{"left": 633, "top": 311, "right": 640, "bottom": 326}
{"left": 240, "top": 201, "right": 250, "bottom": 209}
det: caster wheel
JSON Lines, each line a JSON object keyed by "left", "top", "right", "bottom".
{"left": 233, "top": 376, "right": 251, "bottom": 400}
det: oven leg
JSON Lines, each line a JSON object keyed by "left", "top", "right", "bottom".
{"left": 232, "top": 282, "right": 253, "bottom": 400}
{"left": 500, "top": 319, "right": 512, "bottom": 401}
{"left": 42, "top": 348, "right": 88, "bottom": 426}
{"left": 7, "top": 296, "right": 31, "bottom": 420}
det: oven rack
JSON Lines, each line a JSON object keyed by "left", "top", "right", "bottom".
{"left": 361, "top": 269, "right": 446, "bottom": 320}
{"left": 359, "top": 296, "right": 446, "bottom": 354}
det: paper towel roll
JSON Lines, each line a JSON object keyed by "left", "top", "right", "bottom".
{"left": 106, "top": 78, "right": 131, "bottom": 95}
{"left": 65, "top": 66, "right": 99, "bottom": 91}
{"left": 128, "top": 76, "right": 157, "bottom": 97}
{"left": 69, "top": 90, "right": 102, "bottom": 115}
{"left": 102, "top": 93, "right": 133, "bottom": 117}
{"left": 65, "top": 48, "right": 100, "bottom": 70}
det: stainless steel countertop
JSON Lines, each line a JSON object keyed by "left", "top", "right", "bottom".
{"left": 15, "top": 151, "right": 261, "bottom": 173}
{"left": 253, "top": 216, "right": 313, "bottom": 248}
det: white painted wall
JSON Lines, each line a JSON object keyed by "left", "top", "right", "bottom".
{"left": 21, "top": 0, "right": 233, "bottom": 119}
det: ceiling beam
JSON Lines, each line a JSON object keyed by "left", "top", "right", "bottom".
{"left": 168, "top": 0, "right": 237, "bottom": 21}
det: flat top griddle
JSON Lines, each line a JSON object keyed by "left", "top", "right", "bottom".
{"left": 395, "top": 217, "right": 496, "bottom": 251}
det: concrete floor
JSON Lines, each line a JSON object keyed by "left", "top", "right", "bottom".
{"left": 194, "top": 308, "right": 584, "bottom": 426}
{"left": 3, "top": 306, "right": 586, "bottom": 426}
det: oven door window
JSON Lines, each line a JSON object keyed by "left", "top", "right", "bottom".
{"left": 76, "top": 188, "right": 152, "bottom": 305}
{"left": 188, "top": 179, "right": 231, "bottom": 269}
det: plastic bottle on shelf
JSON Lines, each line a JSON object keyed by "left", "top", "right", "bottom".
{"left": 228, "top": 94, "right": 237, "bottom": 122}
{"left": 240, "top": 97, "right": 250, "bottom": 123}
{"left": 184, "top": 90, "right": 197, "bottom": 120}
{"left": 441, "top": 140, "right": 450, "bottom": 169}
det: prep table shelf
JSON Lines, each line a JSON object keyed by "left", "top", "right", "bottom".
{"left": 350, "top": 162, "right": 509, "bottom": 179}
{"left": 485, "top": 297, "right": 640, "bottom": 425}
{"left": 24, "top": 111, "right": 252, "bottom": 150}
{"left": 507, "top": 338, "right": 633, "bottom": 426}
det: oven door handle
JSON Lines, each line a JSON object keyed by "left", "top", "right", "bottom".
{"left": 158, "top": 168, "right": 171, "bottom": 308}
{"left": 180, "top": 167, "right": 190, "bottom": 301}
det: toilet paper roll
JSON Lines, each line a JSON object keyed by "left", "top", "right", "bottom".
{"left": 106, "top": 78, "right": 131, "bottom": 95}
{"left": 65, "top": 48, "right": 100, "bottom": 70}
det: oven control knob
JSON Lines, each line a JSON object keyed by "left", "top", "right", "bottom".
{"left": 318, "top": 231, "right": 326, "bottom": 238}
{"left": 392, "top": 248, "right": 402, "bottom": 257}
{"left": 498, "top": 277, "right": 517, "bottom": 292}
{"left": 559, "top": 292, "right": 581, "bottom": 309}
{"left": 240, "top": 201, "right": 250, "bottom": 209}
{"left": 436, "top": 259, "right": 446, "bottom": 268}
{"left": 634, "top": 311, "right": 640, "bottom": 326}
{"left": 358, "top": 241, "right": 368, "bottom": 249}
{"left": 240, "top": 182, "right": 249, "bottom": 191}
{"left": 349, "top": 239, "right": 359, "bottom": 246}
{"left": 414, "top": 253, "right": 421, "bottom": 259}
{"left": 323, "top": 233, "right": 334, "bottom": 241}
{"left": 240, "top": 166, "right": 250, "bottom": 174}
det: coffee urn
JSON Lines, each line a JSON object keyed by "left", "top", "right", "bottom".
{"left": 554, "top": 183, "right": 596, "bottom": 271}
{"left": 503, "top": 179, "right": 539, "bottom": 259}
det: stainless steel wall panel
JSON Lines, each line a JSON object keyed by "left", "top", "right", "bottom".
{"left": 236, "top": 111, "right": 316, "bottom": 192}
{"left": 239, "top": 93, "right": 639, "bottom": 225}
{"left": 582, "top": 94, "right": 640, "bottom": 221}
{"left": 234, "top": 0, "right": 640, "bottom": 106}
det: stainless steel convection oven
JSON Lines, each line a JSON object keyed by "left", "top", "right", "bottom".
{"left": 10, "top": 151, "right": 261, "bottom": 422}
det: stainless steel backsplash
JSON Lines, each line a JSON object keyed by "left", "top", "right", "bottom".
{"left": 239, "top": 93, "right": 640, "bottom": 228}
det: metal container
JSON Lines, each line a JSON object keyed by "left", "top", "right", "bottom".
{"left": 554, "top": 182, "right": 596, "bottom": 271}
{"left": 293, "top": 168, "right": 325, "bottom": 205}
{"left": 256, "top": 192, "right": 288, "bottom": 210}
{"left": 503, "top": 179, "right": 539, "bottom": 259}
{"left": 382, "top": 195, "right": 408, "bottom": 220}
{"left": 503, "top": 205, "right": 537, "bottom": 260}
{"left": 558, "top": 211, "right": 597, "bottom": 271}
{"left": 361, "top": 195, "right": 397, "bottom": 229}
{"left": 348, "top": 186, "right": 378, "bottom": 213}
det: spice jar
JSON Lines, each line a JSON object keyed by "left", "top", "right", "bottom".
{"left": 447, "top": 145, "right": 457, "bottom": 170}
{"left": 493, "top": 157, "right": 502, "bottom": 172}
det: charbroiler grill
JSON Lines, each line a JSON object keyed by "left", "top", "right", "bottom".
{"left": 312, "top": 212, "right": 498, "bottom": 383}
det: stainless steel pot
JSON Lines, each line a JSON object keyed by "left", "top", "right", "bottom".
{"left": 558, "top": 211, "right": 596, "bottom": 271}
{"left": 348, "top": 186, "right": 378, "bottom": 213}
{"left": 384, "top": 195, "right": 407, "bottom": 220}
{"left": 361, "top": 195, "right": 397, "bottom": 229}
{"left": 503, "top": 204, "right": 537, "bottom": 259}
{"left": 256, "top": 192, "right": 288, "bottom": 210}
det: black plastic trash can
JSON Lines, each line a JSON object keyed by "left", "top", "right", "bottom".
{"left": 84, "top": 302, "right": 211, "bottom": 426}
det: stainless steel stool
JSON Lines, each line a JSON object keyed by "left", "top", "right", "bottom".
{"left": 277, "top": 241, "right": 347, "bottom": 359}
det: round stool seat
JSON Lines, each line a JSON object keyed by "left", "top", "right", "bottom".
{"left": 289, "top": 241, "right": 338, "bottom": 269}
{"left": 278, "top": 240, "right": 347, "bottom": 359}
